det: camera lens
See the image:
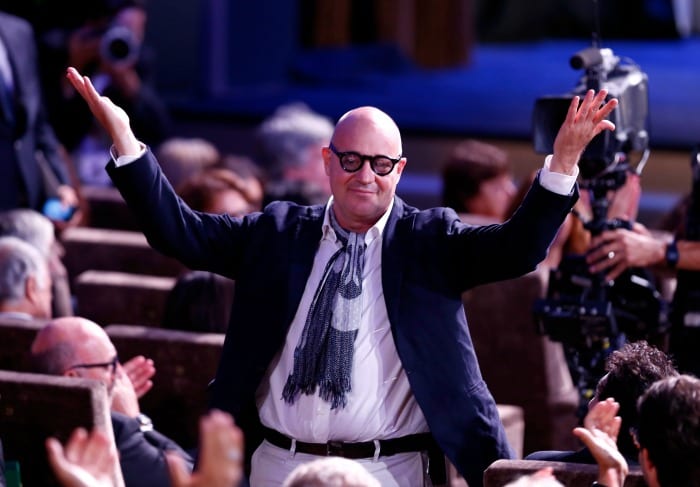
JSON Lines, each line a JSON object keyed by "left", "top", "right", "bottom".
{"left": 100, "top": 26, "right": 139, "bottom": 65}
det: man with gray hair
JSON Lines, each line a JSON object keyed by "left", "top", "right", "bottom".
{"left": 0, "top": 208, "right": 72, "bottom": 316}
{"left": 0, "top": 236, "right": 52, "bottom": 320}
{"left": 256, "top": 103, "right": 334, "bottom": 204}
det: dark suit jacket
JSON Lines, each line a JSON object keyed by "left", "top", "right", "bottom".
{"left": 109, "top": 150, "right": 577, "bottom": 487}
{"left": 112, "top": 411, "right": 193, "bottom": 487}
{"left": 0, "top": 11, "right": 67, "bottom": 211}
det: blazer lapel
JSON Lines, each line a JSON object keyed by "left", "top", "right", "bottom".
{"left": 382, "top": 197, "right": 407, "bottom": 330}
{"left": 285, "top": 208, "right": 324, "bottom": 326}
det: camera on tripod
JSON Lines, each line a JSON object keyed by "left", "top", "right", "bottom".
{"left": 532, "top": 46, "right": 649, "bottom": 182}
{"left": 531, "top": 42, "right": 668, "bottom": 346}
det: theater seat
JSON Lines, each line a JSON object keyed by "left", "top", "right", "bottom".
{"left": 75, "top": 270, "right": 175, "bottom": 327}
{"left": 463, "top": 266, "right": 580, "bottom": 454}
{"left": 484, "top": 459, "right": 646, "bottom": 487}
{"left": 62, "top": 226, "right": 186, "bottom": 286}
{"left": 105, "top": 324, "right": 224, "bottom": 449}
{"left": 0, "top": 370, "right": 123, "bottom": 487}
{"left": 0, "top": 315, "right": 46, "bottom": 371}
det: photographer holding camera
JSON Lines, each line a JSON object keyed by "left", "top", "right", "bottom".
{"left": 39, "top": 0, "right": 171, "bottom": 186}
{"left": 588, "top": 147, "right": 700, "bottom": 378}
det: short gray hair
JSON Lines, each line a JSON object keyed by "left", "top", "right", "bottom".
{"left": 0, "top": 236, "right": 48, "bottom": 303}
{"left": 256, "top": 103, "right": 334, "bottom": 179}
{"left": 282, "top": 457, "right": 380, "bottom": 487}
{"left": 0, "top": 209, "right": 54, "bottom": 258}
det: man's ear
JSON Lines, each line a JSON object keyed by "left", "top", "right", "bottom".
{"left": 640, "top": 448, "right": 660, "bottom": 487}
{"left": 322, "top": 146, "right": 332, "bottom": 176}
{"left": 25, "top": 275, "right": 39, "bottom": 303}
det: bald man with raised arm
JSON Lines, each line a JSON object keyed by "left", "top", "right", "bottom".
{"left": 67, "top": 67, "right": 617, "bottom": 487}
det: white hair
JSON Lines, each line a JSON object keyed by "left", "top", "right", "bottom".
{"left": 0, "top": 236, "right": 48, "bottom": 303}
{"left": 0, "top": 208, "right": 54, "bottom": 258}
{"left": 282, "top": 457, "right": 380, "bottom": 487}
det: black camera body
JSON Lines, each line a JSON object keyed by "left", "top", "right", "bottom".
{"left": 532, "top": 47, "right": 649, "bottom": 180}
{"left": 532, "top": 44, "right": 666, "bottom": 348}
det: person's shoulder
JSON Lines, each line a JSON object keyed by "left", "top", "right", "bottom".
{"left": 0, "top": 11, "right": 32, "bottom": 35}
{"left": 261, "top": 199, "right": 325, "bottom": 223}
{"left": 395, "top": 197, "right": 459, "bottom": 226}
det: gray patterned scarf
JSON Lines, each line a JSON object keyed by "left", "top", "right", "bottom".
{"left": 282, "top": 209, "right": 366, "bottom": 409}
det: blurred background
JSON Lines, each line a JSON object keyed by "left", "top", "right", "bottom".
{"left": 2, "top": 0, "right": 698, "bottom": 223}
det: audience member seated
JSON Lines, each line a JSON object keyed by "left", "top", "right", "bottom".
{"left": 282, "top": 457, "right": 380, "bottom": 487}
{"left": 39, "top": 0, "right": 171, "bottom": 186}
{"left": 0, "top": 236, "right": 53, "bottom": 321}
{"left": 31, "top": 316, "right": 194, "bottom": 487}
{"left": 633, "top": 374, "right": 700, "bottom": 487}
{"left": 177, "top": 168, "right": 261, "bottom": 218}
{"left": 163, "top": 166, "right": 256, "bottom": 334}
{"left": 217, "top": 154, "right": 266, "bottom": 212}
{"left": 256, "top": 103, "right": 334, "bottom": 205}
{"left": 564, "top": 374, "right": 700, "bottom": 487}
{"left": 0, "top": 208, "right": 73, "bottom": 316}
{"left": 501, "top": 467, "right": 565, "bottom": 486}
{"left": 161, "top": 270, "right": 234, "bottom": 334}
{"left": 47, "top": 410, "right": 245, "bottom": 487}
{"left": 441, "top": 139, "right": 516, "bottom": 224}
{"left": 526, "top": 340, "right": 678, "bottom": 464}
{"left": 156, "top": 137, "right": 221, "bottom": 191}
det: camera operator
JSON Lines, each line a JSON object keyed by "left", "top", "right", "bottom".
{"left": 39, "top": 0, "right": 171, "bottom": 186}
{"left": 588, "top": 222, "right": 698, "bottom": 280}
{"left": 588, "top": 156, "right": 700, "bottom": 378}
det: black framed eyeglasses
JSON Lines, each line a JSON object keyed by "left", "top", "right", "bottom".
{"left": 328, "top": 143, "right": 402, "bottom": 176}
{"left": 65, "top": 355, "right": 119, "bottom": 376}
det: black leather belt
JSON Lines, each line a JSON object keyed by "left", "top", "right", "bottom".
{"left": 262, "top": 426, "right": 435, "bottom": 459}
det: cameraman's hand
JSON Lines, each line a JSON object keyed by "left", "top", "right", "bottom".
{"left": 66, "top": 67, "right": 140, "bottom": 157}
{"left": 103, "top": 62, "right": 142, "bottom": 100}
{"left": 550, "top": 89, "right": 618, "bottom": 175}
{"left": 587, "top": 223, "right": 663, "bottom": 281}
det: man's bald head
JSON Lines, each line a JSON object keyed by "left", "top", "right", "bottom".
{"left": 332, "top": 107, "right": 403, "bottom": 156}
{"left": 31, "top": 316, "right": 114, "bottom": 376}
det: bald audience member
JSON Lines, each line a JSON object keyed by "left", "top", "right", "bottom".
{"left": 31, "top": 316, "right": 194, "bottom": 487}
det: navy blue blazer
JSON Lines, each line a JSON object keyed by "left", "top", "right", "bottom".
{"left": 109, "top": 150, "right": 577, "bottom": 487}
{"left": 0, "top": 12, "right": 68, "bottom": 211}
{"left": 112, "top": 412, "right": 194, "bottom": 487}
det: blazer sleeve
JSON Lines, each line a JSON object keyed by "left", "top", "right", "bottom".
{"left": 107, "top": 149, "right": 253, "bottom": 277}
{"left": 112, "top": 412, "right": 193, "bottom": 487}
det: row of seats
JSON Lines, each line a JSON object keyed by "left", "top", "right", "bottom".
{"left": 0, "top": 316, "right": 222, "bottom": 450}
{"left": 0, "top": 368, "right": 642, "bottom": 487}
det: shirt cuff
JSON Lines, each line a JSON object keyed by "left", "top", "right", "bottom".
{"left": 539, "top": 154, "right": 578, "bottom": 195}
{"left": 110, "top": 143, "right": 147, "bottom": 167}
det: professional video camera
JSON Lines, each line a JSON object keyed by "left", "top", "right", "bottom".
{"left": 531, "top": 37, "right": 668, "bottom": 412}
{"left": 532, "top": 46, "right": 649, "bottom": 183}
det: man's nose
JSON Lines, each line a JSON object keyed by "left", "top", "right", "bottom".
{"left": 355, "top": 158, "right": 376, "bottom": 182}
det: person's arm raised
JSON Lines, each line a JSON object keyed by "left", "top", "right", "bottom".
{"left": 550, "top": 89, "right": 618, "bottom": 175}
{"left": 65, "top": 67, "right": 141, "bottom": 157}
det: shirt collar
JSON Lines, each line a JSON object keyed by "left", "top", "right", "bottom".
{"left": 321, "top": 195, "right": 394, "bottom": 245}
